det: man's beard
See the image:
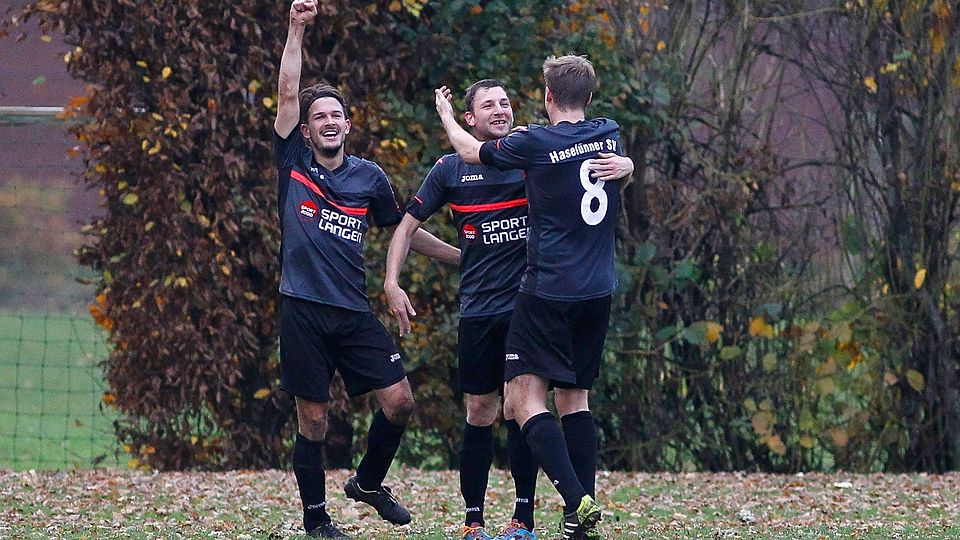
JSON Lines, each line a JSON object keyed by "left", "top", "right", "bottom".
{"left": 314, "top": 140, "right": 344, "bottom": 158}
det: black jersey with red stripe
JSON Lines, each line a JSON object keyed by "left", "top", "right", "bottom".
{"left": 479, "top": 119, "right": 622, "bottom": 301}
{"left": 406, "top": 153, "right": 527, "bottom": 317}
{"left": 275, "top": 129, "right": 402, "bottom": 311}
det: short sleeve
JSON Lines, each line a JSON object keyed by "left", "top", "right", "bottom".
{"left": 479, "top": 129, "right": 533, "bottom": 171}
{"left": 405, "top": 158, "right": 449, "bottom": 222}
{"left": 369, "top": 167, "right": 403, "bottom": 228}
{"left": 274, "top": 128, "right": 305, "bottom": 170}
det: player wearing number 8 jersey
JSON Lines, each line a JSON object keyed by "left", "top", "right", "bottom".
{"left": 436, "top": 55, "right": 626, "bottom": 540}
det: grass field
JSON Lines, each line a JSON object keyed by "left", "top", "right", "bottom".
{"left": 0, "top": 312, "right": 119, "bottom": 469}
{"left": 2, "top": 468, "right": 959, "bottom": 539}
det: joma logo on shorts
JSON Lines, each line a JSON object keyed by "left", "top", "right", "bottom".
{"left": 505, "top": 353, "right": 519, "bottom": 361}
{"left": 389, "top": 353, "right": 401, "bottom": 363}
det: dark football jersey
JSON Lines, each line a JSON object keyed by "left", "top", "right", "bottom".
{"left": 479, "top": 118, "right": 622, "bottom": 300}
{"left": 275, "top": 129, "right": 402, "bottom": 311}
{"left": 406, "top": 153, "right": 527, "bottom": 317}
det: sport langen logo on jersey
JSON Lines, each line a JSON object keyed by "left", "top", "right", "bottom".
{"left": 481, "top": 216, "right": 527, "bottom": 244}
{"left": 319, "top": 208, "right": 364, "bottom": 243}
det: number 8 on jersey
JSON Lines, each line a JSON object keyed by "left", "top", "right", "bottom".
{"left": 579, "top": 159, "right": 608, "bottom": 226}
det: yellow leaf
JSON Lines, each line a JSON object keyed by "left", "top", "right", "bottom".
{"left": 799, "top": 435, "right": 815, "bottom": 449}
{"left": 161, "top": 66, "right": 172, "bottom": 79}
{"left": 247, "top": 79, "right": 261, "bottom": 93}
{"left": 262, "top": 96, "right": 275, "bottom": 108}
{"left": 144, "top": 221, "right": 155, "bottom": 232}
{"left": 905, "top": 369, "right": 924, "bottom": 392}
{"left": 220, "top": 265, "right": 231, "bottom": 276}
{"left": 40, "top": 34, "right": 52, "bottom": 43}
{"left": 929, "top": 28, "right": 945, "bottom": 55}
{"left": 705, "top": 322, "right": 723, "bottom": 343}
{"left": 388, "top": 0, "right": 401, "bottom": 11}
{"left": 879, "top": 62, "right": 898, "bottom": 74}
{"left": 101, "top": 392, "right": 116, "bottom": 404}
{"left": 147, "top": 140, "right": 161, "bottom": 155}
{"left": 253, "top": 388, "right": 271, "bottom": 399}
{"left": 127, "top": 458, "right": 140, "bottom": 468}
{"left": 748, "top": 317, "right": 774, "bottom": 338}
{"left": 656, "top": 40, "right": 667, "bottom": 52}
{"left": 122, "top": 193, "right": 138, "bottom": 205}
{"left": 174, "top": 277, "right": 189, "bottom": 288}
{"left": 640, "top": 5, "right": 650, "bottom": 16}
{"left": 914, "top": 268, "right": 926, "bottom": 289}
{"left": 766, "top": 434, "right": 787, "bottom": 455}
{"left": 863, "top": 75, "right": 878, "bottom": 93}
{"left": 136, "top": 60, "right": 148, "bottom": 68}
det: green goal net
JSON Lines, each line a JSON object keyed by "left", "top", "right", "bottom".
{"left": 0, "top": 107, "right": 120, "bottom": 469}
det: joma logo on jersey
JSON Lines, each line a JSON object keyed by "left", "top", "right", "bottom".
{"left": 462, "top": 224, "right": 477, "bottom": 241}
{"left": 389, "top": 353, "right": 401, "bottom": 363}
{"left": 460, "top": 173, "right": 484, "bottom": 183}
{"left": 299, "top": 200, "right": 318, "bottom": 219}
{"left": 505, "top": 353, "right": 519, "bottom": 361}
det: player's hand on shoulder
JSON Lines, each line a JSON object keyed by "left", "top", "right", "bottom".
{"left": 290, "top": 0, "right": 318, "bottom": 24}
{"left": 589, "top": 152, "right": 634, "bottom": 181}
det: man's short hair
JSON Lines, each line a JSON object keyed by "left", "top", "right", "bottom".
{"left": 298, "top": 83, "right": 349, "bottom": 124}
{"left": 464, "top": 79, "right": 508, "bottom": 113}
{"left": 542, "top": 55, "right": 596, "bottom": 111}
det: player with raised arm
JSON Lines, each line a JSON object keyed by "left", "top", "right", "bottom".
{"left": 434, "top": 56, "right": 624, "bottom": 540}
{"left": 273, "top": 1, "right": 458, "bottom": 537}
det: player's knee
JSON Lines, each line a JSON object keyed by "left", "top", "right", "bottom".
{"left": 383, "top": 394, "right": 415, "bottom": 425}
{"left": 465, "top": 395, "right": 498, "bottom": 426}
{"left": 298, "top": 415, "right": 328, "bottom": 440}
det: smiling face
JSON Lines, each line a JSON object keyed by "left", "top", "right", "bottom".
{"left": 300, "top": 96, "right": 351, "bottom": 159}
{"left": 464, "top": 85, "right": 514, "bottom": 141}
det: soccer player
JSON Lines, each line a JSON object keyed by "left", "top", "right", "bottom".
{"left": 274, "top": 1, "right": 459, "bottom": 538}
{"left": 434, "top": 56, "right": 624, "bottom": 540}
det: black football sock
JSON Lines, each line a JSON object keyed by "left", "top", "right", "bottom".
{"left": 521, "top": 412, "right": 586, "bottom": 515}
{"left": 459, "top": 422, "right": 494, "bottom": 526}
{"left": 506, "top": 418, "right": 537, "bottom": 530}
{"left": 561, "top": 410, "right": 598, "bottom": 499}
{"left": 356, "top": 409, "right": 406, "bottom": 490}
{"left": 292, "top": 432, "right": 330, "bottom": 533}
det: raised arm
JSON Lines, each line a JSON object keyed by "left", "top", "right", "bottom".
{"left": 435, "top": 86, "right": 483, "bottom": 164}
{"left": 274, "top": 0, "right": 318, "bottom": 138}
